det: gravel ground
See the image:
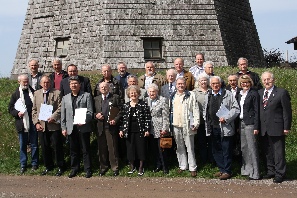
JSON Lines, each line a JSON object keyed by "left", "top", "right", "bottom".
{"left": 0, "top": 175, "right": 297, "bottom": 198}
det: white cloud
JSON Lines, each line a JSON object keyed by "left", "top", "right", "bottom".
{"left": 0, "top": 0, "right": 28, "bottom": 17}
{"left": 250, "top": 0, "right": 297, "bottom": 13}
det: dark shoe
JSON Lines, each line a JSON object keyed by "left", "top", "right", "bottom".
{"left": 68, "top": 170, "right": 78, "bottom": 178}
{"left": 41, "top": 168, "right": 53, "bottom": 176}
{"left": 190, "top": 171, "right": 197, "bottom": 177}
{"left": 177, "top": 168, "right": 185, "bottom": 174}
{"left": 219, "top": 173, "right": 231, "bottom": 180}
{"left": 99, "top": 169, "right": 108, "bottom": 176}
{"left": 127, "top": 168, "right": 136, "bottom": 174}
{"left": 31, "top": 165, "right": 38, "bottom": 171}
{"left": 213, "top": 172, "right": 222, "bottom": 177}
{"left": 113, "top": 170, "right": 119, "bottom": 176}
{"left": 153, "top": 167, "right": 161, "bottom": 173}
{"left": 85, "top": 171, "right": 92, "bottom": 178}
{"left": 20, "top": 167, "right": 26, "bottom": 174}
{"left": 263, "top": 174, "right": 275, "bottom": 179}
{"left": 163, "top": 169, "right": 169, "bottom": 174}
{"left": 55, "top": 168, "right": 64, "bottom": 176}
{"left": 273, "top": 177, "right": 283, "bottom": 183}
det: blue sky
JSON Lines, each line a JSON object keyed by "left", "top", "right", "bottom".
{"left": 0, "top": 0, "right": 296, "bottom": 77}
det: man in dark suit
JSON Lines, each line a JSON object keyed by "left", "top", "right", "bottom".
{"left": 94, "top": 82, "right": 122, "bottom": 176}
{"left": 48, "top": 58, "right": 68, "bottom": 90}
{"left": 160, "top": 69, "right": 177, "bottom": 99}
{"left": 259, "top": 71, "right": 292, "bottom": 183}
{"left": 236, "top": 57, "right": 262, "bottom": 90}
{"left": 8, "top": 74, "right": 39, "bottom": 174}
{"left": 28, "top": 59, "right": 43, "bottom": 90}
{"left": 60, "top": 64, "right": 92, "bottom": 96}
{"left": 32, "top": 75, "right": 65, "bottom": 176}
{"left": 61, "top": 76, "right": 94, "bottom": 178}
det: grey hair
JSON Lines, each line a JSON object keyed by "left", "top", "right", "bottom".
{"left": 166, "top": 68, "right": 177, "bottom": 76}
{"left": 117, "top": 61, "right": 127, "bottom": 67}
{"left": 145, "top": 61, "right": 155, "bottom": 68}
{"left": 28, "top": 59, "right": 39, "bottom": 65}
{"left": 68, "top": 75, "right": 80, "bottom": 83}
{"left": 98, "top": 82, "right": 110, "bottom": 91}
{"left": 210, "top": 76, "right": 222, "bottom": 83}
{"left": 52, "top": 57, "right": 62, "bottom": 64}
{"left": 102, "top": 64, "right": 111, "bottom": 70}
{"left": 195, "top": 73, "right": 210, "bottom": 89}
{"left": 126, "top": 74, "right": 138, "bottom": 83}
{"left": 126, "top": 85, "right": 141, "bottom": 98}
{"left": 227, "top": 74, "right": 238, "bottom": 80}
{"left": 203, "top": 61, "right": 214, "bottom": 67}
{"left": 176, "top": 76, "right": 186, "bottom": 84}
{"left": 237, "top": 57, "right": 248, "bottom": 65}
{"left": 18, "top": 74, "right": 29, "bottom": 81}
{"left": 261, "top": 71, "right": 274, "bottom": 80}
{"left": 147, "top": 83, "right": 159, "bottom": 92}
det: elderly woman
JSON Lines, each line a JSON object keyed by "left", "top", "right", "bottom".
{"left": 145, "top": 84, "right": 170, "bottom": 174}
{"left": 119, "top": 85, "right": 151, "bottom": 176}
{"left": 193, "top": 74, "right": 213, "bottom": 164}
{"left": 237, "top": 75, "right": 260, "bottom": 180}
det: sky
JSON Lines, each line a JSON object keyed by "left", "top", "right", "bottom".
{"left": 0, "top": 0, "right": 297, "bottom": 77}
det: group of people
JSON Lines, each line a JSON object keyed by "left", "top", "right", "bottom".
{"left": 8, "top": 54, "right": 292, "bottom": 183}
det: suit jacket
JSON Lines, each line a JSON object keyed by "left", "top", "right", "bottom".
{"left": 160, "top": 83, "right": 175, "bottom": 99}
{"left": 60, "top": 75, "right": 92, "bottom": 96}
{"left": 120, "top": 100, "right": 151, "bottom": 138}
{"left": 94, "top": 93, "right": 122, "bottom": 136}
{"left": 258, "top": 86, "right": 292, "bottom": 136}
{"left": 61, "top": 91, "right": 93, "bottom": 134}
{"left": 182, "top": 70, "right": 195, "bottom": 91}
{"left": 115, "top": 72, "right": 131, "bottom": 89}
{"left": 145, "top": 96, "right": 170, "bottom": 138}
{"left": 237, "top": 89, "right": 260, "bottom": 130}
{"left": 32, "top": 88, "right": 62, "bottom": 131}
{"left": 8, "top": 86, "right": 35, "bottom": 132}
{"left": 28, "top": 71, "right": 43, "bottom": 90}
{"left": 138, "top": 73, "right": 166, "bottom": 91}
{"left": 94, "top": 76, "right": 124, "bottom": 99}
{"left": 49, "top": 70, "right": 69, "bottom": 89}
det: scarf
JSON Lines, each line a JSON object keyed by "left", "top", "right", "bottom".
{"left": 19, "top": 86, "right": 34, "bottom": 132}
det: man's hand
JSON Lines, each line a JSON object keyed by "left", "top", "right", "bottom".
{"left": 96, "top": 112, "right": 104, "bottom": 120}
{"left": 109, "top": 120, "right": 116, "bottom": 125}
{"left": 18, "top": 112, "right": 24, "bottom": 118}
{"left": 284, "top": 130, "right": 290, "bottom": 135}
{"left": 35, "top": 123, "right": 43, "bottom": 132}
{"left": 219, "top": 117, "right": 226, "bottom": 123}
{"left": 47, "top": 117, "right": 55, "bottom": 123}
{"left": 62, "top": 130, "right": 67, "bottom": 137}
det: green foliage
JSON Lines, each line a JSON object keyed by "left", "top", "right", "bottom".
{"left": 1, "top": 67, "right": 297, "bottom": 179}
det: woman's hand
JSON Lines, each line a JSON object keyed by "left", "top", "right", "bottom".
{"left": 119, "top": 131, "right": 124, "bottom": 138}
{"left": 144, "top": 131, "right": 150, "bottom": 137}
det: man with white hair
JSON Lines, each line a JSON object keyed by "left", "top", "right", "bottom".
{"left": 138, "top": 61, "right": 166, "bottom": 91}
{"left": 204, "top": 76, "right": 239, "bottom": 180}
{"left": 160, "top": 69, "right": 177, "bottom": 99}
{"left": 8, "top": 74, "right": 39, "bottom": 174}
{"left": 49, "top": 58, "right": 68, "bottom": 90}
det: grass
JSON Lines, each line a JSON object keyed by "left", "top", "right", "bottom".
{"left": 1, "top": 66, "right": 297, "bottom": 179}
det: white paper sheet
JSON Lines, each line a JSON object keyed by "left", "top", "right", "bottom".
{"left": 73, "top": 108, "right": 87, "bottom": 124}
{"left": 216, "top": 105, "right": 229, "bottom": 118}
{"left": 38, "top": 104, "right": 53, "bottom": 121}
{"left": 14, "top": 98, "right": 26, "bottom": 112}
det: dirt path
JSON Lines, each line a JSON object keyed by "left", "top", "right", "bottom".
{"left": 0, "top": 175, "right": 297, "bottom": 198}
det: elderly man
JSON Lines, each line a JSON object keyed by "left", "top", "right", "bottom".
{"left": 94, "top": 64, "right": 123, "bottom": 99}
{"left": 226, "top": 74, "right": 240, "bottom": 98}
{"left": 124, "top": 75, "right": 147, "bottom": 103}
{"left": 48, "top": 58, "right": 68, "bottom": 90}
{"left": 138, "top": 61, "right": 166, "bottom": 91}
{"left": 61, "top": 76, "right": 93, "bottom": 178}
{"left": 28, "top": 59, "right": 43, "bottom": 90}
{"left": 170, "top": 77, "right": 200, "bottom": 177}
{"left": 236, "top": 57, "right": 262, "bottom": 90}
{"left": 259, "top": 71, "right": 292, "bottom": 183}
{"left": 8, "top": 74, "right": 39, "bottom": 173}
{"left": 114, "top": 61, "right": 131, "bottom": 89}
{"left": 160, "top": 69, "right": 177, "bottom": 99}
{"left": 174, "top": 58, "right": 195, "bottom": 91}
{"left": 189, "top": 53, "right": 205, "bottom": 80}
{"left": 32, "top": 75, "right": 64, "bottom": 176}
{"left": 94, "top": 82, "right": 122, "bottom": 176}
{"left": 202, "top": 61, "right": 225, "bottom": 88}
{"left": 204, "top": 76, "right": 240, "bottom": 180}
{"left": 60, "top": 64, "right": 92, "bottom": 96}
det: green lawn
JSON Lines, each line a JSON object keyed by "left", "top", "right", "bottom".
{"left": 0, "top": 67, "right": 296, "bottom": 179}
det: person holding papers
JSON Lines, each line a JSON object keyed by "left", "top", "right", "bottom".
{"left": 32, "top": 75, "right": 65, "bottom": 176}
{"left": 204, "top": 76, "right": 240, "bottom": 180}
{"left": 94, "top": 82, "right": 122, "bottom": 176}
{"left": 8, "top": 74, "right": 39, "bottom": 174}
{"left": 61, "top": 76, "right": 93, "bottom": 178}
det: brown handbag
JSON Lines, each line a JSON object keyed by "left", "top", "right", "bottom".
{"left": 160, "top": 137, "right": 172, "bottom": 149}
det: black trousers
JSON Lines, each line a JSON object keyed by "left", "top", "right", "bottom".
{"left": 262, "top": 134, "right": 286, "bottom": 178}
{"left": 69, "top": 126, "right": 91, "bottom": 172}
{"left": 38, "top": 127, "right": 64, "bottom": 169}
{"left": 149, "top": 135, "right": 169, "bottom": 171}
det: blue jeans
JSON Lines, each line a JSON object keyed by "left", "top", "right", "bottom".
{"left": 211, "top": 127, "right": 233, "bottom": 175}
{"left": 18, "top": 120, "right": 39, "bottom": 168}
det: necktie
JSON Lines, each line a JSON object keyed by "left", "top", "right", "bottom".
{"left": 263, "top": 90, "right": 268, "bottom": 108}
{"left": 43, "top": 93, "right": 47, "bottom": 104}
{"left": 104, "top": 95, "right": 107, "bottom": 100}
{"left": 169, "top": 83, "right": 173, "bottom": 95}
